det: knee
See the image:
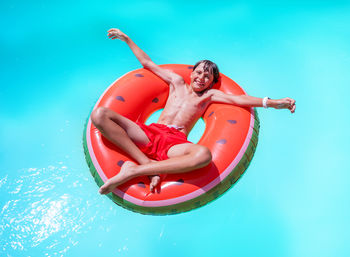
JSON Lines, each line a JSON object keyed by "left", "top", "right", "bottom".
{"left": 91, "top": 107, "right": 109, "bottom": 128}
{"left": 192, "top": 145, "right": 212, "bottom": 167}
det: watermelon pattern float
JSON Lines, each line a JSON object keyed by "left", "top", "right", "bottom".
{"left": 83, "top": 64, "right": 259, "bottom": 215}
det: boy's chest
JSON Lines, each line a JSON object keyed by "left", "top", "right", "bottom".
{"left": 178, "top": 92, "right": 211, "bottom": 111}
{"left": 169, "top": 86, "right": 211, "bottom": 110}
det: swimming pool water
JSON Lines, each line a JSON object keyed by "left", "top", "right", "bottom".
{"left": 1, "top": 1, "right": 350, "bottom": 256}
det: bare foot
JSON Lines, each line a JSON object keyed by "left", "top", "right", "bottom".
{"left": 99, "top": 161, "right": 137, "bottom": 195}
{"left": 149, "top": 175, "right": 161, "bottom": 193}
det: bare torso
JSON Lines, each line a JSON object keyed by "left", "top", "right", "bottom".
{"left": 157, "top": 82, "right": 212, "bottom": 135}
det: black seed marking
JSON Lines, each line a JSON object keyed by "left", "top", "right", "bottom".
{"left": 187, "top": 66, "right": 194, "bottom": 69}
{"left": 227, "top": 120, "right": 237, "bottom": 124}
{"left": 137, "top": 182, "right": 146, "bottom": 188}
{"left": 117, "top": 160, "right": 125, "bottom": 167}
{"left": 152, "top": 97, "right": 159, "bottom": 103}
{"left": 134, "top": 73, "right": 144, "bottom": 77}
{"left": 216, "top": 139, "right": 227, "bottom": 144}
{"left": 116, "top": 96, "right": 125, "bottom": 102}
{"left": 208, "top": 111, "right": 214, "bottom": 117}
{"left": 175, "top": 179, "right": 184, "bottom": 185}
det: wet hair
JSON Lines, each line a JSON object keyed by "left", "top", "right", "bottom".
{"left": 192, "top": 60, "right": 220, "bottom": 85}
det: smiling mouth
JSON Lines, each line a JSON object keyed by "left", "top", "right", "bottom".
{"left": 195, "top": 81, "right": 204, "bottom": 86}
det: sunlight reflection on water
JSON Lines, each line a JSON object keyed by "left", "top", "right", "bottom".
{"left": 0, "top": 164, "right": 98, "bottom": 256}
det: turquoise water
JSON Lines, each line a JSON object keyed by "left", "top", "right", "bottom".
{"left": 145, "top": 109, "right": 205, "bottom": 143}
{"left": 1, "top": 1, "right": 350, "bottom": 256}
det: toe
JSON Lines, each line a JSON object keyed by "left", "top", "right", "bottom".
{"left": 99, "top": 184, "right": 110, "bottom": 195}
{"left": 150, "top": 179, "right": 161, "bottom": 193}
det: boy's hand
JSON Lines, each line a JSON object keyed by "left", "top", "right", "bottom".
{"left": 107, "top": 28, "right": 129, "bottom": 42}
{"left": 272, "top": 97, "right": 296, "bottom": 113}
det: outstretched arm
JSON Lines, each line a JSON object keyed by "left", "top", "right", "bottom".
{"left": 107, "top": 28, "right": 184, "bottom": 85}
{"left": 210, "top": 89, "right": 296, "bottom": 113}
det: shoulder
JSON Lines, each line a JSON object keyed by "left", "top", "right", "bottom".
{"left": 207, "top": 89, "right": 220, "bottom": 94}
{"left": 206, "top": 89, "right": 223, "bottom": 97}
{"left": 195, "top": 89, "right": 219, "bottom": 103}
{"left": 206, "top": 89, "right": 236, "bottom": 104}
{"left": 144, "top": 62, "right": 185, "bottom": 86}
{"left": 170, "top": 74, "right": 186, "bottom": 87}
{"left": 172, "top": 73, "right": 185, "bottom": 84}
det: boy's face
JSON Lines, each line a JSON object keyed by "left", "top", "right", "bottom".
{"left": 190, "top": 63, "right": 214, "bottom": 92}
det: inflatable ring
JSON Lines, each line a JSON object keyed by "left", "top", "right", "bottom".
{"left": 83, "top": 64, "right": 259, "bottom": 215}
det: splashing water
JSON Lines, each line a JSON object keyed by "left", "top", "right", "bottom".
{"left": 0, "top": 164, "right": 110, "bottom": 256}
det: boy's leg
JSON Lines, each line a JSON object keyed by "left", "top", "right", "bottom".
{"left": 99, "top": 143, "right": 212, "bottom": 194}
{"left": 91, "top": 107, "right": 151, "bottom": 164}
{"left": 91, "top": 107, "right": 160, "bottom": 190}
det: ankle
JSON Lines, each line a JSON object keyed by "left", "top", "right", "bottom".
{"left": 128, "top": 165, "right": 140, "bottom": 178}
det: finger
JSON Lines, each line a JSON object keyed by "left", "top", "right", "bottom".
{"left": 289, "top": 104, "right": 294, "bottom": 113}
{"left": 287, "top": 98, "right": 295, "bottom": 104}
{"left": 288, "top": 99, "right": 294, "bottom": 109}
{"left": 291, "top": 105, "right": 296, "bottom": 113}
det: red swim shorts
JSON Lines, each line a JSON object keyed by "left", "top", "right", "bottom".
{"left": 136, "top": 122, "right": 192, "bottom": 161}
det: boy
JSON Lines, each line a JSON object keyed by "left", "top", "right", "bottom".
{"left": 92, "top": 28, "right": 296, "bottom": 195}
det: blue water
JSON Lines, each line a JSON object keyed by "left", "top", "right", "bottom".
{"left": 1, "top": 1, "right": 350, "bottom": 256}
